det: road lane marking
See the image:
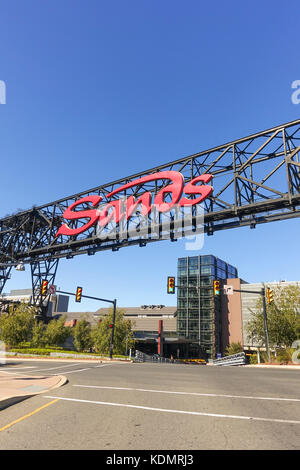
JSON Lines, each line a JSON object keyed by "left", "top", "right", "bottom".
{"left": 0, "top": 399, "right": 59, "bottom": 432}
{"left": 71, "top": 385, "right": 300, "bottom": 403}
{"left": 2, "top": 363, "right": 111, "bottom": 377}
{"left": 46, "top": 364, "right": 110, "bottom": 375}
{"left": 28, "top": 363, "right": 83, "bottom": 372}
{"left": 1, "top": 366, "right": 37, "bottom": 370}
{"left": 43, "top": 396, "right": 300, "bottom": 425}
{"left": 0, "top": 363, "right": 84, "bottom": 376}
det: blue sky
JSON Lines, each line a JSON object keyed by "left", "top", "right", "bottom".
{"left": 0, "top": 0, "right": 299, "bottom": 311}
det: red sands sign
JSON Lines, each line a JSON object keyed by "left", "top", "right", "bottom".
{"left": 56, "top": 171, "right": 213, "bottom": 237}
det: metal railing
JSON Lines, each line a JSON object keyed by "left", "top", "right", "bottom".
{"left": 212, "top": 352, "right": 246, "bottom": 366}
{"left": 133, "top": 350, "right": 173, "bottom": 363}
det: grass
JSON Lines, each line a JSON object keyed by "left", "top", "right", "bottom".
{"left": 7, "top": 345, "right": 130, "bottom": 359}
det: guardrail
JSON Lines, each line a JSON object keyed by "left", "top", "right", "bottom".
{"left": 212, "top": 352, "right": 246, "bottom": 366}
{"left": 133, "top": 350, "right": 173, "bottom": 363}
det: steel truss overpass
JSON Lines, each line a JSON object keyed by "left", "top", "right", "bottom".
{"left": 0, "top": 119, "right": 300, "bottom": 312}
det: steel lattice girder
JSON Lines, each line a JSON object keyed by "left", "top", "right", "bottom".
{"left": 0, "top": 119, "right": 300, "bottom": 266}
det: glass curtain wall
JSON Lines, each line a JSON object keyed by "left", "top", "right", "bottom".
{"left": 177, "top": 255, "right": 238, "bottom": 359}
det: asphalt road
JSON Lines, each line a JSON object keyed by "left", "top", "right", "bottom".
{"left": 0, "top": 359, "right": 300, "bottom": 450}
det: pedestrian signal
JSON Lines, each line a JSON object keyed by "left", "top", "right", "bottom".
{"left": 75, "top": 286, "right": 82, "bottom": 303}
{"left": 167, "top": 276, "right": 175, "bottom": 294}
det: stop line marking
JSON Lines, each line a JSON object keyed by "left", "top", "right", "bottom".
{"left": 43, "top": 395, "right": 300, "bottom": 425}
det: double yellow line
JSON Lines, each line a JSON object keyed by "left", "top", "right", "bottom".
{"left": 0, "top": 399, "right": 59, "bottom": 432}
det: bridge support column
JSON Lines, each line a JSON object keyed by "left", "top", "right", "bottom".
{"left": 0, "top": 266, "right": 12, "bottom": 295}
{"left": 30, "top": 258, "right": 59, "bottom": 321}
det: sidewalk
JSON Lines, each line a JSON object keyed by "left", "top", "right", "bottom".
{"left": 0, "top": 370, "right": 68, "bottom": 410}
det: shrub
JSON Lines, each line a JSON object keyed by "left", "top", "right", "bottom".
{"left": 31, "top": 321, "right": 47, "bottom": 348}
{"left": 43, "top": 316, "right": 71, "bottom": 347}
{"left": 249, "top": 354, "right": 258, "bottom": 364}
{"left": 225, "top": 342, "right": 243, "bottom": 356}
{"left": 275, "top": 348, "right": 293, "bottom": 364}
{"left": 73, "top": 317, "right": 92, "bottom": 352}
{"left": 0, "top": 304, "right": 36, "bottom": 347}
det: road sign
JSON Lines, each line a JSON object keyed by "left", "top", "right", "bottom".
{"left": 223, "top": 285, "right": 233, "bottom": 295}
{"left": 48, "top": 284, "right": 57, "bottom": 295}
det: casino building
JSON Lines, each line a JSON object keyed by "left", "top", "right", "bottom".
{"left": 176, "top": 255, "right": 238, "bottom": 359}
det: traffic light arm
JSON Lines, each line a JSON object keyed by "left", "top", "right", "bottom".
{"left": 56, "top": 289, "right": 116, "bottom": 305}
{"left": 56, "top": 289, "right": 117, "bottom": 359}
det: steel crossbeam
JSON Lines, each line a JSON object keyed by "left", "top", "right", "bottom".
{"left": 0, "top": 119, "right": 299, "bottom": 278}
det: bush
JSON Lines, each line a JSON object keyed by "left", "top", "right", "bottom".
{"left": 73, "top": 317, "right": 92, "bottom": 352}
{"left": 31, "top": 321, "right": 47, "bottom": 348}
{"left": 249, "top": 354, "right": 258, "bottom": 364}
{"left": 225, "top": 342, "right": 243, "bottom": 356}
{"left": 0, "top": 304, "right": 36, "bottom": 347}
{"left": 43, "top": 316, "right": 71, "bottom": 347}
{"left": 275, "top": 348, "right": 294, "bottom": 364}
{"left": 9, "top": 348, "right": 52, "bottom": 356}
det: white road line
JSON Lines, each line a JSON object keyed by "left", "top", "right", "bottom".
{"left": 1, "top": 363, "right": 111, "bottom": 376}
{"left": 0, "top": 363, "right": 82, "bottom": 376}
{"left": 1, "top": 366, "right": 37, "bottom": 370}
{"left": 72, "top": 384, "right": 300, "bottom": 403}
{"left": 54, "top": 368, "right": 91, "bottom": 374}
{"left": 43, "top": 395, "right": 300, "bottom": 425}
{"left": 49, "top": 364, "right": 109, "bottom": 375}
{"left": 29, "top": 363, "right": 83, "bottom": 372}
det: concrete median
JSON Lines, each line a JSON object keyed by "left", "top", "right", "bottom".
{"left": 0, "top": 371, "right": 68, "bottom": 410}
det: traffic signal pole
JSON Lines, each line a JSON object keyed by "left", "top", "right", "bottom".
{"left": 109, "top": 299, "right": 117, "bottom": 359}
{"left": 56, "top": 289, "right": 117, "bottom": 359}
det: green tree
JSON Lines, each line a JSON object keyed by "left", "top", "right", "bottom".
{"left": 0, "top": 303, "right": 36, "bottom": 347}
{"left": 31, "top": 321, "right": 47, "bottom": 348}
{"left": 91, "top": 308, "right": 134, "bottom": 355}
{"left": 43, "top": 315, "right": 71, "bottom": 347}
{"left": 73, "top": 317, "right": 92, "bottom": 352}
{"left": 225, "top": 342, "right": 243, "bottom": 356}
{"left": 247, "top": 284, "right": 300, "bottom": 349}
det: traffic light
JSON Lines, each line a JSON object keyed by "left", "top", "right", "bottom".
{"left": 75, "top": 286, "right": 82, "bottom": 303}
{"left": 41, "top": 280, "right": 48, "bottom": 295}
{"left": 213, "top": 280, "right": 220, "bottom": 295}
{"left": 266, "top": 287, "right": 274, "bottom": 304}
{"left": 167, "top": 276, "right": 175, "bottom": 294}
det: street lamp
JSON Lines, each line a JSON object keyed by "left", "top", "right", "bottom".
{"left": 16, "top": 263, "right": 25, "bottom": 271}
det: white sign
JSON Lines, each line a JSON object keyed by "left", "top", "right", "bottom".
{"left": 48, "top": 284, "right": 57, "bottom": 295}
{"left": 223, "top": 285, "right": 233, "bottom": 295}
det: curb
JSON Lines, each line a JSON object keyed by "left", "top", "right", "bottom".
{"left": 0, "top": 374, "right": 68, "bottom": 411}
